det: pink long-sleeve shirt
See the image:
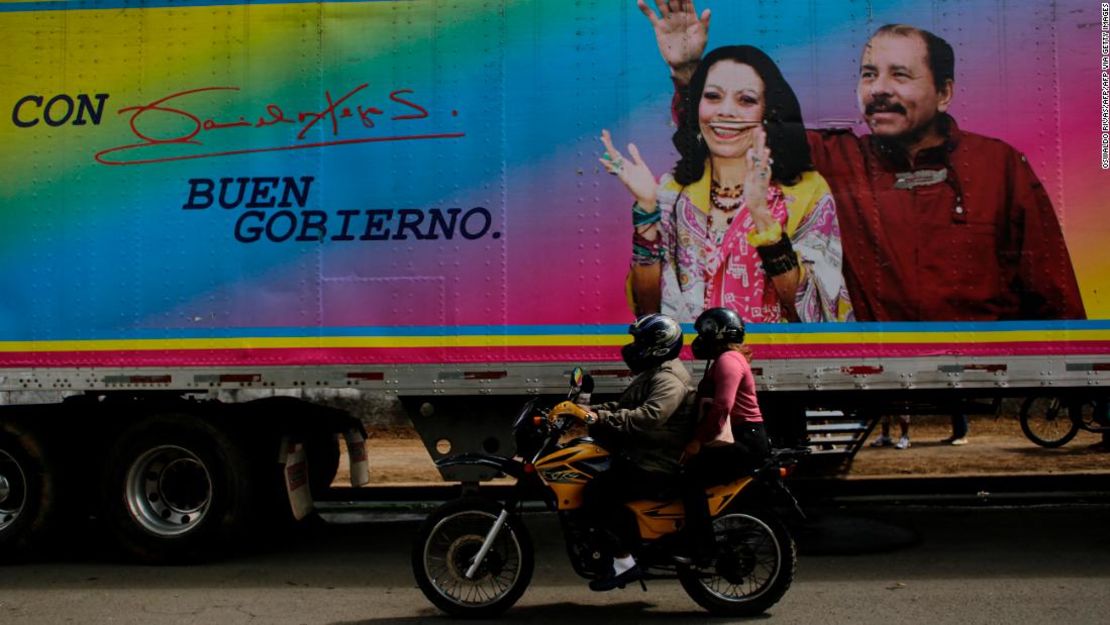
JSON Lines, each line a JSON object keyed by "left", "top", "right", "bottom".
{"left": 694, "top": 350, "right": 762, "bottom": 446}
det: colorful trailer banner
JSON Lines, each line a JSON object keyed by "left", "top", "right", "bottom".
{"left": 1, "top": 0, "right": 1108, "bottom": 365}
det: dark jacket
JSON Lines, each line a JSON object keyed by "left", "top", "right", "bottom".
{"left": 592, "top": 359, "right": 696, "bottom": 473}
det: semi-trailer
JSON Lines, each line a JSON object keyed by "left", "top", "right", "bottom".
{"left": 1, "top": 0, "right": 1107, "bottom": 561}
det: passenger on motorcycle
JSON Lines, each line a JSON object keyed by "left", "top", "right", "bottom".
{"left": 576, "top": 313, "right": 696, "bottom": 591}
{"left": 681, "top": 307, "right": 772, "bottom": 563}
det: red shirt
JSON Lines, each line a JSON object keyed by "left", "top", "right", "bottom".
{"left": 672, "top": 85, "right": 1085, "bottom": 321}
{"left": 807, "top": 120, "right": 1085, "bottom": 321}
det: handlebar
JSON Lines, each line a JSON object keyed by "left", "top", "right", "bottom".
{"left": 548, "top": 400, "right": 593, "bottom": 424}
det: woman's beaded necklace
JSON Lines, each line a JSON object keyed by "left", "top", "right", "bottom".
{"left": 708, "top": 179, "right": 743, "bottom": 238}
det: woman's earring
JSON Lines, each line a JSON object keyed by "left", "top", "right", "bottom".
{"left": 696, "top": 132, "right": 704, "bottom": 145}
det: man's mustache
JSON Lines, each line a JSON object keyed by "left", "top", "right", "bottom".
{"left": 865, "top": 99, "right": 907, "bottom": 115}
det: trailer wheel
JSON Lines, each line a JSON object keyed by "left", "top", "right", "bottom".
{"left": 101, "top": 414, "right": 252, "bottom": 563}
{"left": 0, "top": 421, "right": 58, "bottom": 560}
{"left": 1019, "top": 397, "right": 1080, "bottom": 448}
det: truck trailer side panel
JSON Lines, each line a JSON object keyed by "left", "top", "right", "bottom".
{"left": 0, "top": 0, "right": 1106, "bottom": 392}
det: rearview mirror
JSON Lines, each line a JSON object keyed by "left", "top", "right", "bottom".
{"left": 567, "top": 367, "right": 594, "bottom": 402}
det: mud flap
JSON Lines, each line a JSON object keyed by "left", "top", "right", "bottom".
{"left": 344, "top": 428, "right": 371, "bottom": 487}
{"left": 280, "top": 437, "right": 314, "bottom": 520}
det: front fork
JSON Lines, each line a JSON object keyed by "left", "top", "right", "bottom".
{"left": 767, "top": 477, "right": 807, "bottom": 523}
{"left": 465, "top": 507, "right": 510, "bottom": 579}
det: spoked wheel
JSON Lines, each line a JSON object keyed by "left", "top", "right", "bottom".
{"left": 412, "top": 497, "right": 533, "bottom": 618}
{"left": 679, "top": 507, "right": 796, "bottom": 617}
{"left": 1019, "top": 397, "right": 1080, "bottom": 448}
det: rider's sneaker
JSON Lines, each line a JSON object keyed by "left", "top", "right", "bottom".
{"left": 588, "top": 564, "right": 643, "bottom": 592}
{"left": 949, "top": 437, "right": 969, "bottom": 446}
{"left": 895, "top": 436, "right": 911, "bottom": 450}
{"left": 870, "top": 435, "right": 893, "bottom": 448}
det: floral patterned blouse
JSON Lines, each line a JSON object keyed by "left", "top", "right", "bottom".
{"left": 653, "top": 167, "right": 854, "bottom": 323}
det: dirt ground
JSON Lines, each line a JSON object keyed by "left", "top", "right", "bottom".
{"left": 332, "top": 414, "right": 1109, "bottom": 486}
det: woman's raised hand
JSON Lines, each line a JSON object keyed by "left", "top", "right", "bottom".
{"left": 600, "top": 129, "right": 657, "bottom": 211}
{"left": 636, "top": 0, "right": 711, "bottom": 85}
{"left": 744, "top": 126, "right": 776, "bottom": 231}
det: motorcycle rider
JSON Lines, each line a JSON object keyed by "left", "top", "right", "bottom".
{"left": 680, "top": 307, "right": 771, "bottom": 563}
{"left": 574, "top": 313, "right": 696, "bottom": 591}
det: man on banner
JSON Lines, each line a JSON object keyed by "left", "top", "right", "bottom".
{"left": 638, "top": 0, "right": 1085, "bottom": 322}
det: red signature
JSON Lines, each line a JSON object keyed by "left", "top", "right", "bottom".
{"left": 94, "top": 85, "right": 464, "bottom": 166}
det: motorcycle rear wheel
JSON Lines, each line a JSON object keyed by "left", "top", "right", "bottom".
{"left": 679, "top": 506, "right": 796, "bottom": 617}
{"left": 412, "top": 496, "right": 534, "bottom": 618}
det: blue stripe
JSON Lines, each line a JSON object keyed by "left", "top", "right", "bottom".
{"left": 5, "top": 320, "right": 1110, "bottom": 342}
{"left": 0, "top": 0, "right": 404, "bottom": 13}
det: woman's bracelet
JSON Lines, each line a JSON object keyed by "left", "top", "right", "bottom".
{"left": 755, "top": 233, "right": 798, "bottom": 278}
{"left": 632, "top": 201, "right": 661, "bottom": 228}
{"left": 632, "top": 230, "right": 663, "bottom": 265}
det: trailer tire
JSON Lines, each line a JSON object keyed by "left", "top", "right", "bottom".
{"left": 100, "top": 414, "right": 253, "bottom": 564}
{"left": 0, "top": 421, "right": 59, "bottom": 561}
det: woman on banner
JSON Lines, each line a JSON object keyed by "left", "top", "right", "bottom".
{"left": 600, "top": 45, "right": 853, "bottom": 323}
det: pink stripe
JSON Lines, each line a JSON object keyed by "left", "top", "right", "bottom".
{"left": 0, "top": 346, "right": 618, "bottom": 368}
{"left": 754, "top": 341, "right": 1110, "bottom": 359}
{"left": 2, "top": 341, "right": 1109, "bottom": 368}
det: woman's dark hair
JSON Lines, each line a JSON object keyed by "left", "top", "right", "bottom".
{"left": 673, "top": 45, "right": 813, "bottom": 186}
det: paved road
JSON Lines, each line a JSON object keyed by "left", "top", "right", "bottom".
{"left": 1, "top": 503, "right": 1109, "bottom": 624}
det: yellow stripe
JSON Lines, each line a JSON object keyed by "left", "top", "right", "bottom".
{"left": 0, "top": 329, "right": 1108, "bottom": 352}
{"left": 0, "top": 335, "right": 626, "bottom": 352}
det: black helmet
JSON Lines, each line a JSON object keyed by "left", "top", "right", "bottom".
{"left": 691, "top": 307, "right": 745, "bottom": 360}
{"left": 621, "top": 313, "right": 683, "bottom": 374}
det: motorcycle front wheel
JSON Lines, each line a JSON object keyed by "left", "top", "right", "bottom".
{"left": 679, "top": 506, "right": 796, "bottom": 617}
{"left": 412, "top": 496, "right": 534, "bottom": 618}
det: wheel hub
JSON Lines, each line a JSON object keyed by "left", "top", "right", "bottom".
{"left": 0, "top": 451, "right": 27, "bottom": 530}
{"left": 158, "top": 458, "right": 209, "bottom": 513}
{"left": 126, "top": 445, "right": 212, "bottom": 536}
{"left": 717, "top": 545, "right": 756, "bottom": 585}
{"left": 447, "top": 536, "right": 494, "bottom": 580}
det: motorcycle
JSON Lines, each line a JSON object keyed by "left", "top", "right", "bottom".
{"left": 411, "top": 368, "right": 808, "bottom": 618}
